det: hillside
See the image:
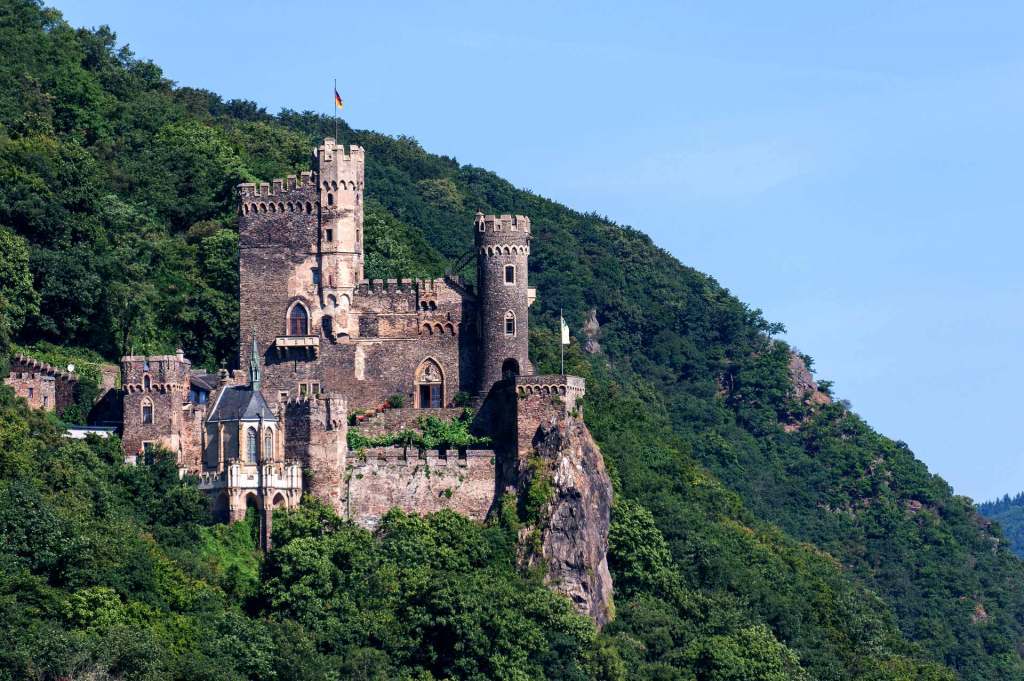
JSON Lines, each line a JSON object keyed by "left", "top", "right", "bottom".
{"left": 979, "top": 494, "right": 1024, "bottom": 557}
{"left": 1, "top": 1, "right": 1022, "bottom": 679}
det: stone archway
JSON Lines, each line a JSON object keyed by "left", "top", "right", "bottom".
{"left": 415, "top": 358, "right": 445, "bottom": 409}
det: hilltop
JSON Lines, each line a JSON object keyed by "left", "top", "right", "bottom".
{"left": 1, "top": 1, "right": 1022, "bottom": 679}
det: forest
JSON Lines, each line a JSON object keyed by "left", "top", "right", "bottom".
{"left": 1, "top": 1, "right": 1022, "bottom": 679}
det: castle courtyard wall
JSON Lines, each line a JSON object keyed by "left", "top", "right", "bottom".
{"left": 344, "top": 447, "right": 497, "bottom": 529}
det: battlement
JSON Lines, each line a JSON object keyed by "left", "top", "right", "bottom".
{"left": 316, "top": 138, "right": 365, "bottom": 164}
{"left": 284, "top": 393, "right": 347, "bottom": 430}
{"left": 357, "top": 445, "right": 494, "bottom": 466}
{"left": 514, "top": 374, "right": 586, "bottom": 398}
{"left": 121, "top": 351, "right": 191, "bottom": 391}
{"left": 238, "top": 171, "right": 316, "bottom": 198}
{"left": 10, "top": 353, "right": 78, "bottom": 383}
{"left": 474, "top": 212, "right": 531, "bottom": 239}
{"left": 356, "top": 276, "right": 466, "bottom": 295}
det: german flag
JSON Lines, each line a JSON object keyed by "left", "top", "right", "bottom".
{"left": 334, "top": 88, "right": 344, "bottom": 110}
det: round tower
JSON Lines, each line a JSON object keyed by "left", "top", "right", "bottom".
{"left": 476, "top": 212, "right": 532, "bottom": 393}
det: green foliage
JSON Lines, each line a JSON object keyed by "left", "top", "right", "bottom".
{"left": 0, "top": 2, "right": 1018, "bottom": 678}
{"left": 0, "top": 226, "right": 37, "bottom": 358}
{"left": 521, "top": 456, "right": 554, "bottom": 526}
{"left": 261, "top": 506, "right": 598, "bottom": 680}
{"left": 978, "top": 493, "right": 1024, "bottom": 557}
{"left": 348, "top": 410, "right": 491, "bottom": 452}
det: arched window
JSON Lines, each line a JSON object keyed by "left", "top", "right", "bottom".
{"left": 246, "top": 427, "right": 258, "bottom": 463}
{"left": 143, "top": 375, "right": 152, "bottom": 391}
{"left": 263, "top": 429, "right": 273, "bottom": 460}
{"left": 504, "top": 310, "right": 516, "bottom": 336}
{"left": 305, "top": 202, "right": 313, "bottom": 214}
{"left": 288, "top": 304, "right": 309, "bottom": 336}
{"left": 415, "top": 358, "right": 445, "bottom": 408}
{"left": 141, "top": 397, "right": 154, "bottom": 424}
{"left": 327, "top": 295, "right": 338, "bottom": 308}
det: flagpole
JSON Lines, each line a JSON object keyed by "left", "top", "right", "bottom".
{"left": 333, "top": 78, "right": 338, "bottom": 140}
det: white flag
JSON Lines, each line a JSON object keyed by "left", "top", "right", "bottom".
{"left": 560, "top": 315, "right": 570, "bottom": 345}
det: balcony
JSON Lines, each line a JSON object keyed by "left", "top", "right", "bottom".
{"left": 274, "top": 335, "right": 319, "bottom": 358}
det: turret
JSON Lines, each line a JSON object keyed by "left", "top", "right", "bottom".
{"left": 316, "top": 138, "right": 365, "bottom": 310}
{"left": 475, "top": 212, "right": 534, "bottom": 393}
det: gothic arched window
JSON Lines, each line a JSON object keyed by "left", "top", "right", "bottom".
{"left": 504, "top": 310, "right": 516, "bottom": 336}
{"left": 288, "top": 304, "right": 309, "bottom": 336}
{"left": 263, "top": 429, "right": 273, "bottom": 461}
{"left": 246, "top": 427, "right": 258, "bottom": 464}
{"left": 141, "top": 397, "right": 154, "bottom": 425}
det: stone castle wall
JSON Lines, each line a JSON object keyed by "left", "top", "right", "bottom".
{"left": 4, "top": 354, "right": 77, "bottom": 414}
{"left": 344, "top": 447, "right": 497, "bottom": 529}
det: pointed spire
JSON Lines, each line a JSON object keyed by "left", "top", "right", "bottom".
{"left": 249, "top": 328, "right": 261, "bottom": 391}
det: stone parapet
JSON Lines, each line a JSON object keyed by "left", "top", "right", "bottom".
{"left": 474, "top": 212, "right": 531, "bottom": 239}
{"left": 514, "top": 374, "right": 585, "bottom": 398}
{"left": 345, "top": 447, "right": 497, "bottom": 529}
{"left": 237, "top": 172, "right": 315, "bottom": 198}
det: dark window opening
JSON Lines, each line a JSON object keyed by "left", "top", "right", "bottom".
{"left": 505, "top": 265, "right": 515, "bottom": 284}
{"left": 246, "top": 427, "right": 258, "bottom": 463}
{"left": 142, "top": 404, "right": 153, "bottom": 424}
{"left": 419, "top": 384, "right": 443, "bottom": 409}
{"left": 289, "top": 305, "right": 309, "bottom": 336}
{"left": 312, "top": 268, "right": 320, "bottom": 285}
{"left": 325, "top": 229, "right": 333, "bottom": 242}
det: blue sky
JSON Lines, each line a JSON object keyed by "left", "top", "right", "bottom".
{"left": 55, "top": 1, "right": 1024, "bottom": 501}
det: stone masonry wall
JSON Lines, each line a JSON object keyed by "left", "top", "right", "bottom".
{"left": 344, "top": 447, "right": 497, "bottom": 529}
{"left": 284, "top": 395, "right": 347, "bottom": 514}
{"left": 5, "top": 354, "right": 77, "bottom": 413}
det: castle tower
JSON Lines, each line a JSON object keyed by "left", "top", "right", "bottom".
{"left": 316, "top": 138, "right": 365, "bottom": 319}
{"left": 475, "top": 212, "right": 535, "bottom": 393}
{"left": 284, "top": 393, "right": 347, "bottom": 515}
{"left": 120, "top": 350, "right": 192, "bottom": 464}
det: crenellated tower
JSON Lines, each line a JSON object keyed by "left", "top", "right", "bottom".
{"left": 316, "top": 138, "right": 365, "bottom": 328}
{"left": 475, "top": 212, "right": 536, "bottom": 393}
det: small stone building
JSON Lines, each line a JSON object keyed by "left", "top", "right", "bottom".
{"left": 4, "top": 353, "right": 77, "bottom": 414}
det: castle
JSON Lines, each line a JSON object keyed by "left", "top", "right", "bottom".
{"left": 109, "top": 139, "right": 584, "bottom": 542}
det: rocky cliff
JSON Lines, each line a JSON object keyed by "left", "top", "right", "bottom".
{"left": 518, "top": 413, "right": 614, "bottom": 628}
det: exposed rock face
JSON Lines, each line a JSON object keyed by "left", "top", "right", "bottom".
{"left": 787, "top": 352, "right": 831, "bottom": 406}
{"left": 582, "top": 308, "right": 602, "bottom": 354}
{"left": 521, "top": 414, "right": 614, "bottom": 628}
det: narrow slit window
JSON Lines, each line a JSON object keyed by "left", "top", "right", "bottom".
{"left": 504, "top": 311, "right": 516, "bottom": 336}
{"left": 504, "top": 265, "right": 515, "bottom": 284}
{"left": 325, "top": 229, "right": 333, "bottom": 242}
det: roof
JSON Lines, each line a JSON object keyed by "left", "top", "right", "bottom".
{"left": 190, "top": 374, "right": 218, "bottom": 392}
{"left": 206, "top": 386, "right": 276, "bottom": 423}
